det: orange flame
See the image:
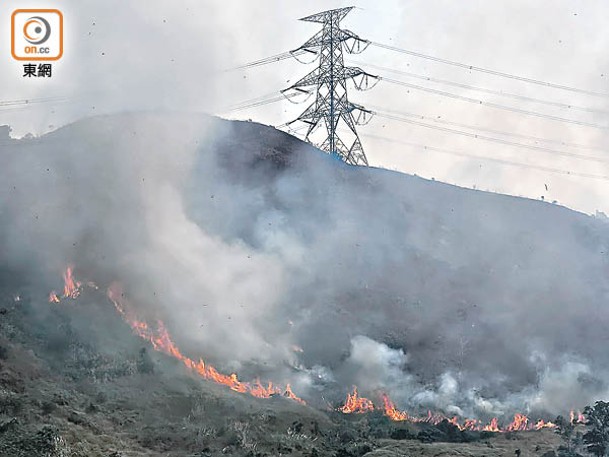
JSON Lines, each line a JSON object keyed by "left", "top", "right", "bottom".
{"left": 284, "top": 384, "right": 306, "bottom": 405}
{"left": 381, "top": 393, "right": 409, "bottom": 421}
{"left": 47, "top": 267, "right": 565, "bottom": 427}
{"left": 339, "top": 387, "right": 375, "bottom": 414}
{"left": 106, "top": 282, "right": 305, "bottom": 404}
{"left": 62, "top": 265, "right": 81, "bottom": 298}
{"left": 505, "top": 413, "right": 529, "bottom": 431}
{"left": 570, "top": 410, "right": 586, "bottom": 424}
{"left": 371, "top": 392, "right": 557, "bottom": 433}
{"left": 463, "top": 418, "right": 481, "bottom": 430}
{"left": 482, "top": 417, "right": 500, "bottom": 432}
{"left": 48, "top": 265, "right": 82, "bottom": 303}
{"left": 534, "top": 419, "right": 557, "bottom": 430}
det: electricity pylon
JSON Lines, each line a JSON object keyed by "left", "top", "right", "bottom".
{"left": 283, "top": 7, "right": 377, "bottom": 166}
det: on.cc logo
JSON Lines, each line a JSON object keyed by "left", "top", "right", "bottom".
{"left": 11, "top": 9, "right": 63, "bottom": 61}
{"left": 23, "top": 16, "right": 52, "bottom": 45}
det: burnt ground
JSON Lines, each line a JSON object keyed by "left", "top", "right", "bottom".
{"left": 0, "top": 279, "right": 561, "bottom": 457}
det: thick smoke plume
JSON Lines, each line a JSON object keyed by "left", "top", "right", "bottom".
{"left": 1, "top": 113, "right": 609, "bottom": 419}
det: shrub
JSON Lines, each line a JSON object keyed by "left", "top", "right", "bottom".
{"left": 583, "top": 401, "right": 609, "bottom": 457}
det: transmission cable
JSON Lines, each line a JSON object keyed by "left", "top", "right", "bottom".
{"left": 224, "top": 90, "right": 306, "bottom": 113}
{"left": 0, "top": 95, "right": 70, "bottom": 110}
{"left": 370, "top": 41, "right": 609, "bottom": 98}
{"left": 226, "top": 49, "right": 308, "bottom": 71}
{"left": 225, "top": 96, "right": 285, "bottom": 112}
{"left": 367, "top": 105, "right": 608, "bottom": 153}
{"left": 360, "top": 132, "right": 609, "bottom": 182}
{"left": 380, "top": 76, "right": 609, "bottom": 130}
{"left": 373, "top": 110, "right": 609, "bottom": 164}
{"left": 350, "top": 61, "right": 609, "bottom": 116}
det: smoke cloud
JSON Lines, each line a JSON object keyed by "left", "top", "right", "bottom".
{"left": 1, "top": 112, "right": 609, "bottom": 419}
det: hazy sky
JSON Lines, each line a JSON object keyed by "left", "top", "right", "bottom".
{"left": 1, "top": 0, "right": 609, "bottom": 214}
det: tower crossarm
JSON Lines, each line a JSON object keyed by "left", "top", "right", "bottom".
{"left": 286, "top": 66, "right": 374, "bottom": 90}
{"left": 296, "top": 31, "right": 324, "bottom": 53}
{"left": 299, "top": 7, "right": 354, "bottom": 24}
{"left": 294, "top": 29, "right": 368, "bottom": 54}
{"left": 295, "top": 99, "right": 368, "bottom": 125}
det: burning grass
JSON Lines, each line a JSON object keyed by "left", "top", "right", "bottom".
{"left": 106, "top": 281, "right": 306, "bottom": 404}
{"left": 49, "top": 265, "right": 585, "bottom": 436}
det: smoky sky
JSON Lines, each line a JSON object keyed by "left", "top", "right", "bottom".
{"left": 2, "top": 111, "right": 609, "bottom": 420}
{"left": 1, "top": 0, "right": 609, "bottom": 214}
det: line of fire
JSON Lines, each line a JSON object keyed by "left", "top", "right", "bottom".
{"left": 47, "top": 265, "right": 588, "bottom": 434}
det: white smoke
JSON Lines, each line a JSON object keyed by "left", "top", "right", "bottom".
{"left": 341, "top": 335, "right": 410, "bottom": 392}
{"left": 1, "top": 112, "right": 608, "bottom": 418}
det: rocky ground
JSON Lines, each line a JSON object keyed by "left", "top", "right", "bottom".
{"left": 0, "top": 278, "right": 562, "bottom": 457}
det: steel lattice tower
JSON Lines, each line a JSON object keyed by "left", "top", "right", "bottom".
{"left": 283, "top": 7, "right": 377, "bottom": 166}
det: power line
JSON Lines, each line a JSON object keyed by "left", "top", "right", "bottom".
{"left": 225, "top": 94, "right": 286, "bottom": 112}
{"left": 227, "top": 90, "right": 283, "bottom": 107}
{"left": 373, "top": 109, "right": 609, "bottom": 164}
{"left": 230, "top": 84, "right": 608, "bottom": 159}
{"left": 225, "top": 49, "right": 308, "bottom": 71}
{"left": 360, "top": 132, "right": 609, "bottom": 182}
{"left": 224, "top": 88, "right": 314, "bottom": 112}
{"left": 0, "top": 95, "right": 69, "bottom": 110}
{"left": 370, "top": 41, "right": 609, "bottom": 98}
{"left": 285, "top": 120, "right": 609, "bottom": 176}
{"left": 368, "top": 105, "right": 608, "bottom": 153}
{"left": 380, "top": 76, "right": 609, "bottom": 130}
{"left": 351, "top": 61, "right": 609, "bottom": 116}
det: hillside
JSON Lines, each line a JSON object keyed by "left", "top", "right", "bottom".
{"left": 0, "top": 112, "right": 606, "bottom": 455}
{"left": 0, "top": 280, "right": 562, "bottom": 456}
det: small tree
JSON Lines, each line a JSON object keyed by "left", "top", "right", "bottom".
{"left": 556, "top": 415, "right": 577, "bottom": 456}
{"left": 583, "top": 401, "right": 609, "bottom": 457}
